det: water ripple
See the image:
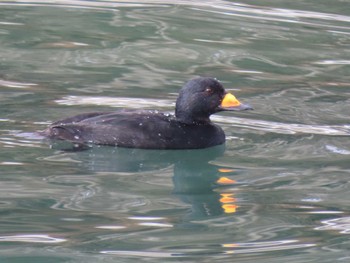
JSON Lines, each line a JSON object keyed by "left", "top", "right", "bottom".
{"left": 55, "top": 95, "right": 173, "bottom": 108}
{"left": 3, "top": 1, "right": 350, "bottom": 30}
{"left": 0, "top": 79, "right": 37, "bottom": 88}
{"left": 100, "top": 250, "right": 175, "bottom": 258}
{"left": 314, "top": 59, "right": 350, "bottom": 65}
{"left": 222, "top": 239, "right": 316, "bottom": 254}
{"left": 100, "top": 239, "right": 315, "bottom": 258}
{"left": 316, "top": 216, "right": 350, "bottom": 234}
{"left": 194, "top": 4, "right": 350, "bottom": 27}
{"left": 0, "top": 234, "right": 66, "bottom": 243}
{"left": 215, "top": 116, "right": 350, "bottom": 136}
{"left": 325, "top": 145, "right": 350, "bottom": 155}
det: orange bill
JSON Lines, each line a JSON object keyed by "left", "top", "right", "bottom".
{"left": 220, "top": 93, "right": 253, "bottom": 111}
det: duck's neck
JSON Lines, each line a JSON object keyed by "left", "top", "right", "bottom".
{"left": 175, "top": 110, "right": 211, "bottom": 125}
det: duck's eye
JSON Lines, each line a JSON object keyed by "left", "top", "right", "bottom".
{"left": 205, "top": 88, "right": 213, "bottom": 94}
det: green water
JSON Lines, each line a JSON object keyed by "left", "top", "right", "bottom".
{"left": 1, "top": 1, "right": 350, "bottom": 262}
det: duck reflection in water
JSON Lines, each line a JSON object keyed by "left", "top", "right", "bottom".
{"left": 171, "top": 145, "right": 239, "bottom": 219}
{"left": 50, "top": 142, "right": 239, "bottom": 219}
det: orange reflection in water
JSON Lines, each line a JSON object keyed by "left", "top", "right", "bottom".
{"left": 217, "top": 176, "right": 236, "bottom": 185}
{"left": 220, "top": 193, "right": 239, "bottom": 214}
{"left": 216, "top": 174, "right": 239, "bottom": 214}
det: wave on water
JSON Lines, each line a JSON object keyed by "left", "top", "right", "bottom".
{"left": 214, "top": 115, "right": 350, "bottom": 136}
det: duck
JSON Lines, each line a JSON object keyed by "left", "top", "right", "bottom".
{"left": 42, "top": 77, "right": 252, "bottom": 149}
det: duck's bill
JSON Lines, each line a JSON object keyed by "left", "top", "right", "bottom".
{"left": 219, "top": 93, "right": 253, "bottom": 111}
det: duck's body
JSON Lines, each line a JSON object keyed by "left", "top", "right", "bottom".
{"left": 43, "top": 77, "right": 252, "bottom": 149}
{"left": 47, "top": 110, "right": 225, "bottom": 149}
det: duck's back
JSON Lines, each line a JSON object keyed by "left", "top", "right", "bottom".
{"left": 44, "top": 110, "right": 225, "bottom": 149}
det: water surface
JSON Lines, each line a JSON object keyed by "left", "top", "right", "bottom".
{"left": 1, "top": 0, "right": 350, "bottom": 262}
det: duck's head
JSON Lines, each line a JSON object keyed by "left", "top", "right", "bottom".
{"left": 175, "top": 77, "right": 252, "bottom": 124}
